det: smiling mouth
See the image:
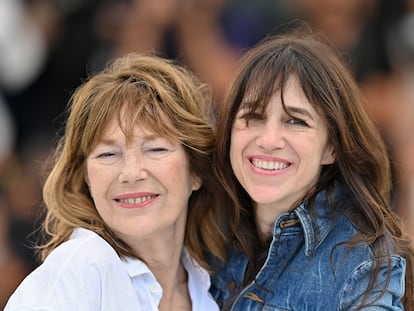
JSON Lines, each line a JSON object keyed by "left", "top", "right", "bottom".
{"left": 251, "top": 159, "right": 290, "bottom": 171}
{"left": 116, "top": 195, "right": 158, "bottom": 205}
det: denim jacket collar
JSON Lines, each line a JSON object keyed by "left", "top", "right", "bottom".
{"left": 274, "top": 184, "right": 346, "bottom": 256}
{"left": 210, "top": 183, "right": 406, "bottom": 310}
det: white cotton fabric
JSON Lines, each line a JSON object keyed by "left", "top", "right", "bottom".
{"left": 5, "top": 228, "right": 219, "bottom": 311}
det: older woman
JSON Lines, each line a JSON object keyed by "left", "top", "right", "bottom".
{"left": 5, "top": 54, "right": 225, "bottom": 311}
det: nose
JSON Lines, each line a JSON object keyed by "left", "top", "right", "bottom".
{"left": 255, "top": 120, "right": 286, "bottom": 151}
{"left": 118, "top": 153, "right": 148, "bottom": 183}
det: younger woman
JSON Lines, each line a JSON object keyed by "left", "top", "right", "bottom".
{"left": 211, "top": 33, "right": 414, "bottom": 310}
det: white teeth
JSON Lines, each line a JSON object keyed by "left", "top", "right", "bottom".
{"left": 118, "top": 195, "right": 156, "bottom": 204}
{"left": 252, "top": 159, "right": 288, "bottom": 170}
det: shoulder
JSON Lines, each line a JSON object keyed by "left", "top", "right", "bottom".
{"left": 339, "top": 255, "right": 406, "bottom": 309}
{"left": 308, "top": 214, "right": 405, "bottom": 308}
{"left": 52, "top": 228, "right": 120, "bottom": 263}
{"left": 37, "top": 228, "right": 123, "bottom": 274}
{"left": 5, "top": 229, "right": 130, "bottom": 310}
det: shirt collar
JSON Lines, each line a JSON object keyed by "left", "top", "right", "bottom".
{"left": 71, "top": 229, "right": 211, "bottom": 289}
{"left": 122, "top": 256, "right": 153, "bottom": 278}
{"left": 182, "top": 247, "right": 211, "bottom": 289}
{"left": 121, "top": 247, "right": 211, "bottom": 287}
{"left": 182, "top": 248, "right": 213, "bottom": 306}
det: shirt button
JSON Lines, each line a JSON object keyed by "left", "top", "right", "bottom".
{"left": 150, "top": 284, "right": 159, "bottom": 293}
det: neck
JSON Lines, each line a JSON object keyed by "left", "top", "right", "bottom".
{"left": 145, "top": 246, "right": 185, "bottom": 289}
{"left": 254, "top": 203, "right": 284, "bottom": 241}
{"left": 133, "top": 227, "right": 185, "bottom": 285}
{"left": 157, "top": 262, "right": 191, "bottom": 311}
{"left": 132, "top": 232, "right": 191, "bottom": 310}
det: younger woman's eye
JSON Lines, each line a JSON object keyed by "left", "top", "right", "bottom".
{"left": 287, "top": 117, "right": 308, "bottom": 127}
{"left": 237, "top": 109, "right": 265, "bottom": 122}
{"left": 245, "top": 112, "right": 264, "bottom": 120}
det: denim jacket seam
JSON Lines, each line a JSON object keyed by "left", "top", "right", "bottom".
{"left": 338, "top": 255, "right": 405, "bottom": 309}
{"left": 339, "top": 258, "right": 373, "bottom": 309}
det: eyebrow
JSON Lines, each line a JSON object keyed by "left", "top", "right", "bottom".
{"left": 239, "top": 101, "right": 316, "bottom": 121}
{"left": 285, "top": 106, "right": 315, "bottom": 121}
{"left": 97, "top": 133, "right": 169, "bottom": 146}
{"left": 96, "top": 137, "right": 118, "bottom": 146}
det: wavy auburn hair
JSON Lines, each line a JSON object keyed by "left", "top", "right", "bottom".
{"left": 39, "top": 54, "right": 226, "bottom": 270}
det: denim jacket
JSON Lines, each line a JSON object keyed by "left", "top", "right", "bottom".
{"left": 210, "top": 186, "right": 406, "bottom": 310}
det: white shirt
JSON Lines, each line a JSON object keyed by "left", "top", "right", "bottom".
{"left": 5, "top": 228, "right": 219, "bottom": 311}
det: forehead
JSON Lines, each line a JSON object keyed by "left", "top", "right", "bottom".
{"left": 278, "top": 76, "right": 313, "bottom": 108}
{"left": 240, "top": 75, "right": 327, "bottom": 123}
{"left": 106, "top": 109, "right": 174, "bottom": 136}
{"left": 241, "top": 75, "right": 306, "bottom": 106}
{"left": 90, "top": 107, "right": 177, "bottom": 149}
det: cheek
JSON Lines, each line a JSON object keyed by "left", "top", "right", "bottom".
{"left": 86, "top": 165, "right": 99, "bottom": 188}
{"left": 229, "top": 139, "right": 244, "bottom": 182}
{"left": 230, "top": 127, "right": 244, "bottom": 156}
{"left": 229, "top": 136, "right": 239, "bottom": 167}
{"left": 86, "top": 165, "right": 111, "bottom": 199}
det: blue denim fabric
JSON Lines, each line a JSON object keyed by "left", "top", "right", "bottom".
{"left": 210, "top": 186, "right": 406, "bottom": 310}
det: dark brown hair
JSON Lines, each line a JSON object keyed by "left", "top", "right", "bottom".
{"left": 214, "top": 33, "right": 413, "bottom": 309}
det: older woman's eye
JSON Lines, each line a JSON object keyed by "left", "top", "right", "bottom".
{"left": 93, "top": 151, "right": 121, "bottom": 165}
{"left": 97, "top": 152, "right": 116, "bottom": 158}
{"left": 142, "top": 146, "right": 174, "bottom": 159}
{"left": 148, "top": 147, "right": 169, "bottom": 153}
{"left": 141, "top": 136, "right": 177, "bottom": 159}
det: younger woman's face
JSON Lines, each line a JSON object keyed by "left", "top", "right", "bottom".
{"left": 230, "top": 75, "right": 335, "bottom": 217}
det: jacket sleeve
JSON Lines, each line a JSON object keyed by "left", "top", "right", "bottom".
{"left": 339, "top": 256, "right": 406, "bottom": 310}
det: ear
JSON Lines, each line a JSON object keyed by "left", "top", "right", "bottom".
{"left": 322, "top": 143, "right": 336, "bottom": 165}
{"left": 191, "top": 174, "right": 202, "bottom": 191}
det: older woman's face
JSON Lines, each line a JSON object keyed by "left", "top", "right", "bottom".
{"left": 230, "top": 75, "right": 335, "bottom": 217}
{"left": 86, "top": 114, "right": 201, "bottom": 247}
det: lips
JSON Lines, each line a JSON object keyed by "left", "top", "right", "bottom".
{"left": 116, "top": 195, "right": 158, "bottom": 204}
{"left": 251, "top": 158, "right": 290, "bottom": 170}
{"left": 114, "top": 193, "right": 159, "bottom": 208}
